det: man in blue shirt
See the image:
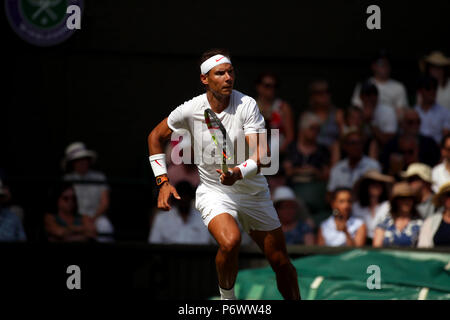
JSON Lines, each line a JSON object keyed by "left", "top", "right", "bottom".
{"left": 0, "top": 183, "right": 26, "bottom": 242}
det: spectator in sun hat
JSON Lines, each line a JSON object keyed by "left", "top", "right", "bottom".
{"left": 418, "top": 182, "right": 450, "bottom": 247}
{"left": 373, "top": 182, "right": 423, "bottom": 248}
{"left": 272, "top": 186, "right": 315, "bottom": 245}
{"left": 62, "top": 142, "right": 114, "bottom": 242}
{"left": 352, "top": 170, "right": 393, "bottom": 244}
{"left": 419, "top": 51, "right": 450, "bottom": 110}
{"left": 0, "top": 179, "right": 26, "bottom": 242}
{"left": 401, "top": 163, "right": 435, "bottom": 219}
{"left": 327, "top": 127, "right": 381, "bottom": 193}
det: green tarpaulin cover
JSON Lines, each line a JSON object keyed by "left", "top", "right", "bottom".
{"left": 234, "top": 249, "right": 450, "bottom": 300}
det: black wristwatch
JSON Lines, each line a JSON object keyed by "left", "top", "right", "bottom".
{"left": 156, "top": 176, "right": 169, "bottom": 187}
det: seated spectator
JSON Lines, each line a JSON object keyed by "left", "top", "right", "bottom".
{"left": 384, "top": 134, "right": 421, "bottom": 179}
{"left": 62, "top": 142, "right": 114, "bottom": 242}
{"left": 283, "top": 112, "right": 330, "bottom": 183}
{"left": 414, "top": 75, "right": 450, "bottom": 145}
{"left": 272, "top": 186, "right": 315, "bottom": 245}
{"left": 0, "top": 178, "right": 25, "bottom": 223}
{"left": 306, "top": 79, "right": 344, "bottom": 148}
{"left": 432, "top": 133, "right": 450, "bottom": 192}
{"left": 327, "top": 128, "right": 381, "bottom": 192}
{"left": 44, "top": 183, "right": 95, "bottom": 242}
{"left": 0, "top": 181, "right": 26, "bottom": 242}
{"left": 358, "top": 81, "right": 397, "bottom": 146}
{"left": 255, "top": 72, "right": 294, "bottom": 154}
{"left": 149, "top": 181, "right": 213, "bottom": 244}
{"left": 418, "top": 182, "right": 450, "bottom": 247}
{"left": 352, "top": 170, "right": 393, "bottom": 244}
{"left": 373, "top": 182, "right": 423, "bottom": 248}
{"left": 351, "top": 50, "right": 409, "bottom": 116}
{"left": 317, "top": 187, "right": 367, "bottom": 247}
{"left": 380, "top": 109, "right": 440, "bottom": 171}
{"left": 419, "top": 51, "right": 450, "bottom": 110}
{"left": 331, "top": 106, "right": 378, "bottom": 164}
{"left": 267, "top": 167, "right": 288, "bottom": 196}
{"left": 401, "top": 163, "right": 435, "bottom": 219}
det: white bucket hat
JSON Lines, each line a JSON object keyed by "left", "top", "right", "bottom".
{"left": 400, "top": 163, "right": 432, "bottom": 183}
{"left": 272, "top": 186, "right": 298, "bottom": 205}
{"left": 62, "top": 142, "right": 97, "bottom": 170}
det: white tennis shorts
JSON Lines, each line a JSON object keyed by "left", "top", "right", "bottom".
{"left": 195, "top": 187, "right": 281, "bottom": 233}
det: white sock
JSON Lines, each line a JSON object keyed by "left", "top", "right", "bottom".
{"left": 219, "top": 285, "right": 236, "bottom": 300}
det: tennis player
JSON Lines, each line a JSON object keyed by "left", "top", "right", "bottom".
{"left": 147, "top": 49, "right": 300, "bottom": 300}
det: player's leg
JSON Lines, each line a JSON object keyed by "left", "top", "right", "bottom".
{"left": 208, "top": 212, "right": 242, "bottom": 298}
{"left": 249, "top": 227, "right": 301, "bottom": 300}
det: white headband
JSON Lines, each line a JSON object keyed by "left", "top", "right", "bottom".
{"left": 200, "top": 54, "right": 232, "bottom": 75}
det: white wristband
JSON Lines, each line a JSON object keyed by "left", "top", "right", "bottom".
{"left": 237, "top": 159, "right": 258, "bottom": 179}
{"left": 149, "top": 154, "right": 168, "bottom": 177}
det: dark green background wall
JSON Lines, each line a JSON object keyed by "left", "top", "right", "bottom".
{"left": 2, "top": 0, "right": 450, "bottom": 240}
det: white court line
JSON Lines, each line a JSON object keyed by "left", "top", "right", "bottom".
{"left": 418, "top": 287, "right": 429, "bottom": 300}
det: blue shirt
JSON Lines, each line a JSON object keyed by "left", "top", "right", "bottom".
{"left": 377, "top": 216, "right": 422, "bottom": 247}
{"left": 415, "top": 103, "right": 450, "bottom": 144}
{"left": 284, "top": 222, "right": 313, "bottom": 245}
{"left": 0, "top": 208, "right": 26, "bottom": 242}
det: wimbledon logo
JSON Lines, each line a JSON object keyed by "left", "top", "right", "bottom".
{"left": 5, "top": 0, "right": 83, "bottom": 46}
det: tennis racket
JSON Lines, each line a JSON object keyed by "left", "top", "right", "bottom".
{"left": 204, "top": 108, "right": 231, "bottom": 172}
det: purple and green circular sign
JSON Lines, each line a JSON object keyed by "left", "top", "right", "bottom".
{"left": 5, "top": 0, "right": 83, "bottom": 46}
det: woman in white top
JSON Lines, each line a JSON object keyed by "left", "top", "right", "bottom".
{"left": 352, "top": 170, "right": 393, "bottom": 244}
{"left": 418, "top": 182, "right": 450, "bottom": 247}
{"left": 318, "top": 187, "right": 367, "bottom": 247}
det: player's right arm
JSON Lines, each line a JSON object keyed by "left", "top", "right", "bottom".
{"left": 148, "top": 118, "right": 180, "bottom": 211}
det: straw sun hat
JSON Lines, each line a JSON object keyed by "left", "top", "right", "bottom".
{"left": 433, "top": 182, "right": 450, "bottom": 208}
{"left": 419, "top": 51, "right": 450, "bottom": 72}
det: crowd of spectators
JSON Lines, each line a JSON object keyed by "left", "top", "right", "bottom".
{"left": 2, "top": 50, "right": 450, "bottom": 250}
